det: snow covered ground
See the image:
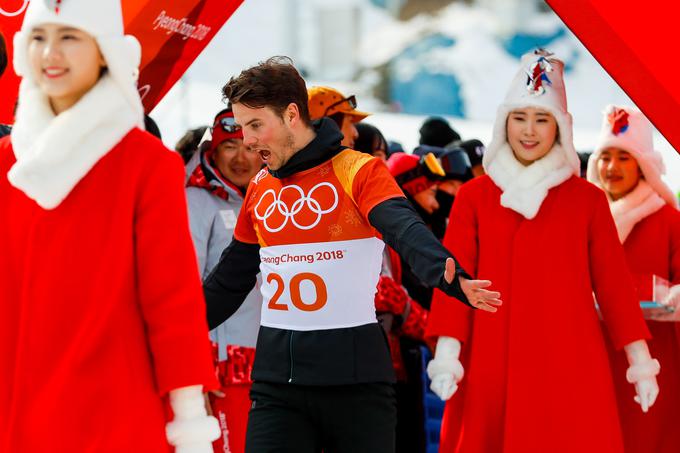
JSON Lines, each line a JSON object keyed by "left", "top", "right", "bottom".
{"left": 151, "top": 0, "right": 679, "bottom": 194}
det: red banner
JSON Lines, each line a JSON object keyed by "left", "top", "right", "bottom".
{"left": 0, "top": 0, "right": 244, "bottom": 124}
{"left": 547, "top": 0, "right": 680, "bottom": 155}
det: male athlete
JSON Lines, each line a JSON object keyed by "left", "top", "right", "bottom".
{"left": 204, "top": 57, "right": 501, "bottom": 453}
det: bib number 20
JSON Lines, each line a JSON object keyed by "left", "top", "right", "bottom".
{"left": 267, "top": 272, "right": 328, "bottom": 312}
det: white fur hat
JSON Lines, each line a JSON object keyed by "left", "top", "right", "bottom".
{"left": 13, "top": 0, "right": 143, "bottom": 121}
{"left": 483, "top": 50, "right": 580, "bottom": 176}
{"left": 587, "top": 105, "right": 677, "bottom": 207}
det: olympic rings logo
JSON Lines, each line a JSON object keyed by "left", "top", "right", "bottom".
{"left": 0, "top": 0, "right": 29, "bottom": 17}
{"left": 254, "top": 183, "right": 339, "bottom": 233}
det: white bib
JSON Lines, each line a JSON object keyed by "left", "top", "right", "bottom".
{"left": 258, "top": 237, "right": 384, "bottom": 331}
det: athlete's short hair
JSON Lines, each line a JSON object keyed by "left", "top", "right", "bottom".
{"left": 222, "top": 56, "right": 311, "bottom": 126}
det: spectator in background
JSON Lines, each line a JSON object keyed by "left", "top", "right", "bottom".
{"left": 388, "top": 140, "right": 404, "bottom": 155}
{"left": 413, "top": 144, "right": 473, "bottom": 239}
{"left": 186, "top": 107, "right": 263, "bottom": 453}
{"left": 308, "top": 86, "right": 369, "bottom": 148}
{"left": 419, "top": 116, "right": 460, "bottom": 148}
{"left": 587, "top": 105, "right": 680, "bottom": 453}
{"left": 385, "top": 151, "right": 448, "bottom": 453}
{"left": 0, "top": 31, "right": 11, "bottom": 138}
{"left": 448, "top": 138, "right": 486, "bottom": 177}
{"left": 176, "top": 125, "right": 208, "bottom": 164}
{"left": 355, "top": 122, "right": 389, "bottom": 161}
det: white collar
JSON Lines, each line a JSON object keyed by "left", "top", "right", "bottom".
{"left": 8, "top": 75, "right": 140, "bottom": 209}
{"left": 608, "top": 180, "right": 666, "bottom": 243}
{"left": 485, "top": 142, "right": 574, "bottom": 219}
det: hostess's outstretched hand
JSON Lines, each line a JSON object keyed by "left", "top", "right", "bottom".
{"left": 444, "top": 258, "right": 502, "bottom": 312}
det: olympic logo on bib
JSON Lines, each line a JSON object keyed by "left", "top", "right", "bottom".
{"left": 0, "top": 0, "right": 29, "bottom": 17}
{"left": 254, "top": 183, "right": 339, "bottom": 233}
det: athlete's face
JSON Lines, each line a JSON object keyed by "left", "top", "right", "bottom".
{"left": 597, "top": 147, "right": 641, "bottom": 200}
{"left": 233, "top": 103, "right": 297, "bottom": 171}
{"left": 213, "top": 138, "right": 262, "bottom": 189}
{"left": 506, "top": 107, "right": 558, "bottom": 166}
{"left": 28, "top": 24, "right": 106, "bottom": 115}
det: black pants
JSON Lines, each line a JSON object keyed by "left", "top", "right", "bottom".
{"left": 246, "top": 381, "right": 397, "bottom": 453}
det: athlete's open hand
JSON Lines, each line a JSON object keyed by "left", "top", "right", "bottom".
{"left": 444, "top": 258, "right": 502, "bottom": 312}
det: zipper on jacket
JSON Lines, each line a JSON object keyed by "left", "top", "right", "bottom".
{"left": 288, "top": 331, "right": 295, "bottom": 383}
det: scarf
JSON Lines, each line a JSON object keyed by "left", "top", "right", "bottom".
{"left": 485, "top": 142, "right": 574, "bottom": 219}
{"left": 608, "top": 180, "right": 665, "bottom": 243}
{"left": 8, "top": 74, "right": 140, "bottom": 209}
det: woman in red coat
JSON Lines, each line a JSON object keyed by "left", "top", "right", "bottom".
{"left": 587, "top": 105, "right": 680, "bottom": 453}
{"left": 0, "top": 1, "right": 219, "bottom": 452}
{"left": 425, "top": 50, "right": 659, "bottom": 453}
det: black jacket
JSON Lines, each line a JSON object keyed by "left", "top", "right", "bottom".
{"left": 0, "top": 125, "right": 11, "bottom": 139}
{"left": 204, "top": 118, "right": 472, "bottom": 386}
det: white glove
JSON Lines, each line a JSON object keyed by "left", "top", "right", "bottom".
{"left": 624, "top": 340, "right": 660, "bottom": 413}
{"left": 427, "top": 336, "right": 464, "bottom": 401}
{"left": 166, "top": 385, "right": 221, "bottom": 453}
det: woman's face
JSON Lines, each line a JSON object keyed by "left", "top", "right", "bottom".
{"left": 597, "top": 147, "right": 642, "bottom": 200}
{"left": 28, "top": 24, "right": 106, "bottom": 114}
{"left": 506, "top": 107, "right": 558, "bottom": 166}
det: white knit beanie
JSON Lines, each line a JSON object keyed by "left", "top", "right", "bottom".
{"left": 12, "top": 0, "right": 144, "bottom": 123}
{"left": 587, "top": 105, "right": 677, "bottom": 207}
{"left": 482, "top": 49, "right": 580, "bottom": 176}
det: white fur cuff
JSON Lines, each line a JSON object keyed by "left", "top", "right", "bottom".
{"left": 626, "top": 359, "right": 661, "bottom": 384}
{"left": 166, "top": 416, "right": 221, "bottom": 447}
{"left": 427, "top": 359, "right": 464, "bottom": 382}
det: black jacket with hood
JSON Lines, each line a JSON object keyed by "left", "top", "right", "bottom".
{"left": 203, "top": 118, "right": 472, "bottom": 386}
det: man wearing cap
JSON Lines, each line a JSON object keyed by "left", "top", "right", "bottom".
{"left": 308, "top": 86, "right": 369, "bottom": 148}
{"left": 204, "top": 57, "right": 502, "bottom": 453}
{"left": 186, "top": 107, "right": 264, "bottom": 453}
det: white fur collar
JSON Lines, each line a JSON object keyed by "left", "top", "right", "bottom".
{"left": 609, "top": 180, "right": 665, "bottom": 243}
{"left": 486, "top": 142, "right": 574, "bottom": 219}
{"left": 8, "top": 75, "right": 139, "bottom": 209}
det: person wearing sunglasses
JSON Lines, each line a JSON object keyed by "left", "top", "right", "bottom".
{"left": 307, "top": 86, "right": 369, "bottom": 149}
{"left": 185, "top": 107, "right": 264, "bottom": 453}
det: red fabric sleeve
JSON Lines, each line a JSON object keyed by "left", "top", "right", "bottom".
{"left": 352, "top": 158, "right": 405, "bottom": 222}
{"left": 134, "top": 150, "right": 219, "bottom": 395}
{"left": 425, "top": 184, "right": 477, "bottom": 344}
{"left": 233, "top": 180, "right": 259, "bottom": 244}
{"left": 589, "top": 190, "right": 651, "bottom": 350}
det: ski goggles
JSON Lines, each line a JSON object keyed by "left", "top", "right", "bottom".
{"left": 215, "top": 115, "right": 241, "bottom": 134}
{"left": 439, "top": 148, "right": 473, "bottom": 182}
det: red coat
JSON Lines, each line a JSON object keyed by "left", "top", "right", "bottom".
{"left": 0, "top": 130, "right": 218, "bottom": 452}
{"left": 426, "top": 175, "right": 650, "bottom": 453}
{"left": 606, "top": 204, "right": 680, "bottom": 453}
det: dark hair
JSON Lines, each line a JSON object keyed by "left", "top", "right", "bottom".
{"left": 221, "top": 56, "right": 311, "bottom": 125}
{"left": 175, "top": 126, "right": 208, "bottom": 164}
{"left": 355, "top": 123, "right": 388, "bottom": 156}
{"left": 144, "top": 115, "right": 162, "bottom": 140}
{"left": 419, "top": 116, "right": 461, "bottom": 148}
{"left": 0, "top": 32, "right": 7, "bottom": 77}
